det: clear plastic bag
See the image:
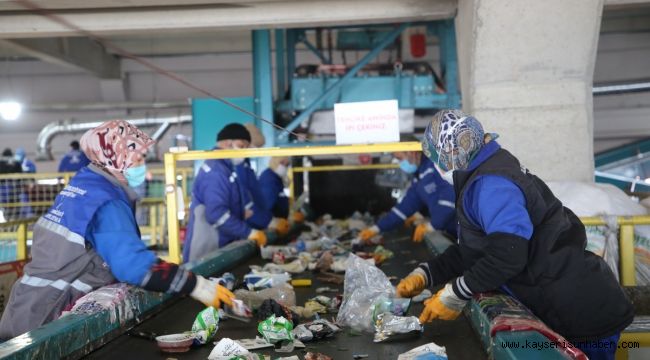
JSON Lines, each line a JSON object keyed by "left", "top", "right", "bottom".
{"left": 336, "top": 254, "right": 394, "bottom": 332}
{"left": 234, "top": 284, "right": 296, "bottom": 310}
{"left": 373, "top": 313, "right": 422, "bottom": 342}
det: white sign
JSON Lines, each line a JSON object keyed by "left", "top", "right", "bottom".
{"left": 334, "top": 100, "right": 400, "bottom": 145}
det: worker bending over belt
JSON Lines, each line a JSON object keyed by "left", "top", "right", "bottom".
{"left": 0, "top": 121, "right": 235, "bottom": 339}
{"left": 360, "top": 142, "right": 457, "bottom": 243}
{"left": 184, "top": 123, "right": 267, "bottom": 262}
{"left": 397, "top": 110, "right": 633, "bottom": 360}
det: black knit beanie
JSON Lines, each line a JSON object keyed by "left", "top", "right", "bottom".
{"left": 217, "top": 123, "right": 251, "bottom": 142}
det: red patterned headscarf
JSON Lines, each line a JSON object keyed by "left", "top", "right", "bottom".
{"left": 80, "top": 120, "right": 155, "bottom": 184}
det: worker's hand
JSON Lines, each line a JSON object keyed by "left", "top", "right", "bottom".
{"left": 244, "top": 209, "right": 254, "bottom": 219}
{"left": 292, "top": 211, "right": 305, "bottom": 223}
{"left": 269, "top": 217, "right": 290, "bottom": 237}
{"left": 404, "top": 213, "right": 423, "bottom": 228}
{"left": 190, "top": 275, "right": 235, "bottom": 309}
{"left": 359, "top": 225, "right": 380, "bottom": 244}
{"left": 397, "top": 268, "right": 427, "bottom": 298}
{"left": 248, "top": 229, "right": 267, "bottom": 247}
{"left": 413, "top": 222, "right": 434, "bottom": 242}
{"left": 419, "top": 283, "right": 467, "bottom": 323}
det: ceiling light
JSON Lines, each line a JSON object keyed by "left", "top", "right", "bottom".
{"left": 0, "top": 101, "right": 22, "bottom": 121}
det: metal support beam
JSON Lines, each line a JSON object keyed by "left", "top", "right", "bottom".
{"left": 279, "top": 23, "right": 409, "bottom": 140}
{"left": 286, "top": 29, "right": 298, "bottom": 84}
{"left": 275, "top": 29, "right": 286, "bottom": 100}
{"left": 253, "top": 29, "right": 275, "bottom": 148}
{"left": 0, "top": 37, "right": 121, "bottom": 79}
{"left": 438, "top": 20, "right": 461, "bottom": 108}
{"left": 299, "top": 33, "right": 330, "bottom": 64}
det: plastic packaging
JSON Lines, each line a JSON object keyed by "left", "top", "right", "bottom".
{"left": 397, "top": 343, "right": 448, "bottom": 360}
{"left": 235, "top": 283, "right": 296, "bottom": 310}
{"left": 294, "top": 319, "right": 340, "bottom": 341}
{"left": 336, "top": 254, "right": 395, "bottom": 332}
{"left": 373, "top": 313, "right": 423, "bottom": 342}
{"left": 209, "top": 272, "right": 236, "bottom": 290}
{"left": 191, "top": 306, "right": 220, "bottom": 345}
{"left": 244, "top": 271, "right": 291, "bottom": 290}
{"left": 257, "top": 315, "right": 294, "bottom": 344}
{"left": 372, "top": 296, "right": 411, "bottom": 321}
{"left": 257, "top": 299, "right": 298, "bottom": 325}
{"left": 261, "top": 245, "right": 298, "bottom": 260}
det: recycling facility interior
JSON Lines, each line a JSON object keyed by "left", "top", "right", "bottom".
{"left": 0, "top": 1, "right": 650, "bottom": 359}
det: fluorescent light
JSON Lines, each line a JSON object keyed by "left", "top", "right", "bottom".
{"left": 0, "top": 101, "right": 22, "bottom": 121}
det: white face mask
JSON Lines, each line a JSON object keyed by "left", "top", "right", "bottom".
{"left": 434, "top": 163, "right": 454, "bottom": 185}
{"left": 231, "top": 144, "right": 246, "bottom": 165}
{"left": 273, "top": 164, "right": 288, "bottom": 178}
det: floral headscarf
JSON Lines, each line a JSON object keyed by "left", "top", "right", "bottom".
{"left": 80, "top": 120, "right": 154, "bottom": 183}
{"left": 422, "top": 109, "right": 485, "bottom": 171}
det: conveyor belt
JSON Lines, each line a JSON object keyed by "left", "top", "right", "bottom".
{"left": 86, "top": 232, "right": 487, "bottom": 359}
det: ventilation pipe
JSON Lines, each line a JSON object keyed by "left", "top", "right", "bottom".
{"left": 36, "top": 115, "right": 192, "bottom": 161}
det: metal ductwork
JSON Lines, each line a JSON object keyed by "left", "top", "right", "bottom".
{"left": 593, "top": 79, "right": 650, "bottom": 96}
{"left": 36, "top": 115, "right": 192, "bottom": 161}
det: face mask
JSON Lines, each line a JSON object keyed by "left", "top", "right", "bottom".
{"left": 399, "top": 159, "right": 418, "bottom": 174}
{"left": 274, "top": 164, "right": 288, "bottom": 178}
{"left": 231, "top": 144, "right": 246, "bottom": 166}
{"left": 124, "top": 164, "right": 147, "bottom": 188}
{"left": 434, "top": 163, "right": 454, "bottom": 185}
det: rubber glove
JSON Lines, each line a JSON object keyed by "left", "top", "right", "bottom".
{"left": 413, "top": 222, "right": 433, "bottom": 242}
{"left": 269, "top": 217, "right": 290, "bottom": 237}
{"left": 419, "top": 283, "right": 467, "bottom": 323}
{"left": 292, "top": 211, "right": 305, "bottom": 223}
{"left": 190, "top": 275, "right": 235, "bottom": 308}
{"left": 248, "top": 229, "right": 267, "bottom": 247}
{"left": 359, "top": 225, "right": 380, "bottom": 243}
{"left": 396, "top": 268, "right": 427, "bottom": 298}
{"left": 404, "top": 213, "right": 423, "bottom": 228}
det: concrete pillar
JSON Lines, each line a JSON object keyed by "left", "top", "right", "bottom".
{"left": 456, "top": 0, "right": 604, "bottom": 182}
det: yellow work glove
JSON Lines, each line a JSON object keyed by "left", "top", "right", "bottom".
{"left": 419, "top": 283, "right": 468, "bottom": 323}
{"left": 396, "top": 268, "right": 427, "bottom": 298}
{"left": 190, "top": 275, "right": 236, "bottom": 308}
{"left": 404, "top": 213, "right": 423, "bottom": 228}
{"left": 269, "top": 217, "right": 290, "bottom": 237}
{"left": 292, "top": 211, "right": 305, "bottom": 223}
{"left": 359, "top": 225, "right": 380, "bottom": 244}
{"left": 248, "top": 229, "right": 267, "bottom": 247}
{"left": 413, "top": 222, "right": 434, "bottom": 242}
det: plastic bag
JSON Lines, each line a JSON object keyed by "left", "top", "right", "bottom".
{"left": 234, "top": 284, "right": 296, "bottom": 310}
{"left": 257, "top": 315, "right": 294, "bottom": 344}
{"left": 191, "top": 306, "right": 220, "bottom": 345}
{"left": 336, "top": 254, "right": 395, "bottom": 332}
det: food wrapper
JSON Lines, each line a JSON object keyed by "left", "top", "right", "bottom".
{"left": 300, "top": 319, "right": 341, "bottom": 341}
{"left": 373, "top": 313, "right": 423, "bottom": 343}
{"left": 292, "top": 324, "right": 314, "bottom": 342}
{"left": 305, "top": 300, "right": 327, "bottom": 314}
{"left": 191, "top": 306, "right": 220, "bottom": 344}
{"left": 257, "top": 315, "right": 294, "bottom": 344}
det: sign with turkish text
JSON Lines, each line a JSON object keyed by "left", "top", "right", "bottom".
{"left": 334, "top": 100, "right": 400, "bottom": 145}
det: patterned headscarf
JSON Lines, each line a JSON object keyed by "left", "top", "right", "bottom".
{"left": 422, "top": 109, "right": 484, "bottom": 171}
{"left": 80, "top": 120, "right": 155, "bottom": 183}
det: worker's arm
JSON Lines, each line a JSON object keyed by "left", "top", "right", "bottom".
{"left": 87, "top": 200, "right": 196, "bottom": 294}
{"left": 57, "top": 155, "right": 68, "bottom": 172}
{"left": 203, "top": 172, "right": 253, "bottom": 239}
{"left": 260, "top": 171, "right": 290, "bottom": 218}
{"left": 450, "top": 175, "right": 533, "bottom": 300}
{"left": 377, "top": 180, "right": 423, "bottom": 232}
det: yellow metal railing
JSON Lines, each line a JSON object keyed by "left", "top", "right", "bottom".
{"left": 580, "top": 215, "right": 650, "bottom": 286}
{"left": 163, "top": 142, "right": 421, "bottom": 263}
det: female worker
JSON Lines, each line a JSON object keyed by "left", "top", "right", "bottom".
{"left": 359, "top": 143, "right": 456, "bottom": 243}
{"left": 259, "top": 157, "right": 291, "bottom": 219}
{"left": 397, "top": 110, "right": 633, "bottom": 360}
{"left": 0, "top": 120, "right": 235, "bottom": 339}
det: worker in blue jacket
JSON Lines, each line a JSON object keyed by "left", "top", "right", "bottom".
{"left": 359, "top": 147, "right": 457, "bottom": 243}
{"left": 259, "top": 157, "right": 290, "bottom": 219}
{"left": 183, "top": 123, "right": 267, "bottom": 262}
{"left": 0, "top": 120, "right": 235, "bottom": 339}
{"left": 397, "top": 110, "right": 633, "bottom": 360}
{"left": 58, "top": 140, "right": 90, "bottom": 172}
{"left": 14, "top": 148, "right": 36, "bottom": 173}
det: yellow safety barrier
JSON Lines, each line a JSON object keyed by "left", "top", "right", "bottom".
{"left": 580, "top": 216, "right": 650, "bottom": 287}
{"left": 163, "top": 142, "right": 421, "bottom": 263}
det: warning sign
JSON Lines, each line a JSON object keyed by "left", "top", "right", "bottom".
{"left": 334, "top": 100, "right": 400, "bottom": 145}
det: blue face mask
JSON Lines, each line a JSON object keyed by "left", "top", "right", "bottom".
{"left": 124, "top": 164, "right": 147, "bottom": 188}
{"left": 399, "top": 159, "right": 418, "bottom": 174}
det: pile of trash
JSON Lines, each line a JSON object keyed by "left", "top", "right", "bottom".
{"left": 153, "top": 214, "right": 447, "bottom": 359}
